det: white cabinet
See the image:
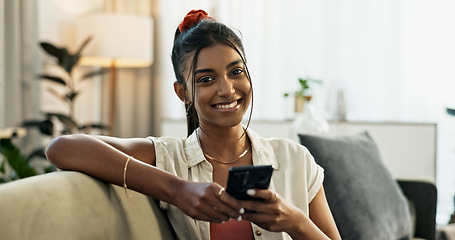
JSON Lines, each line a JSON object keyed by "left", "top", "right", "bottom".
{"left": 161, "top": 120, "right": 437, "bottom": 183}
{"left": 328, "top": 121, "right": 437, "bottom": 183}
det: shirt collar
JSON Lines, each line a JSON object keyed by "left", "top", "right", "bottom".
{"left": 184, "top": 130, "right": 206, "bottom": 167}
{"left": 184, "top": 127, "right": 279, "bottom": 170}
{"left": 247, "top": 128, "right": 280, "bottom": 170}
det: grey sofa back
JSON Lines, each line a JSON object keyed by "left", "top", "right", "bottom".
{"left": 0, "top": 171, "right": 176, "bottom": 240}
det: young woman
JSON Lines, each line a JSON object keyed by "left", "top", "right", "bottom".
{"left": 46, "top": 10, "right": 341, "bottom": 240}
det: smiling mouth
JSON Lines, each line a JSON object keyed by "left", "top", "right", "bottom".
{"left": 213, "top": 99, "right": 241, "bottom": 111}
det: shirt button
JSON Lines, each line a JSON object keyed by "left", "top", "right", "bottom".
{"left": 255, "top": 229, "right": 262, "bottom": 236}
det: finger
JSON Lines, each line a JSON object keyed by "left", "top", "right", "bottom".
{"left": 247, "top": 189, "right": 278, "bottom": 202}
{"left": 241, "top": 210, "right": 269, "bottom": 223}
{"left": 215, "top": 189, "right": 244, "bottom": 218}
{"left": 240, "top": 199, "right": 267, "bottom": 214}
{"left": 188, "top": 187, "right": 231, "bottom": 222}
{"left": 199, "top": 203, "right": 231, "bottom": 222}
{"left": 200, "top": 211, "right": 231, "bottom": 223}
{"left": 184, "top": 200, "right": 228, "bottom": 222}
{"left": 270, "top": 192, "right": 278, "bottom": 203}
{"left": 196, "top": 211, "right": 222, "bottom": 222}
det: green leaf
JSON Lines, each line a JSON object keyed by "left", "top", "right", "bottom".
{"left": 81, "top": 69, "right": 110, "bottom": 81}
{"left": 46, "top": 87, "right": 65, "bottom": 101}
{"left": 61, "top": 36, "right": 92, "bottom": 74}
{"left": 0, "top": 177, "right": 9, "bottom": 183}
{"left": 59, "top": 51, "right": 74, "bottom": 73}
{"left": 45, "top": 113, "right": 79, "bottom": 131}
{"left": 22, "top": 119, "right": 54, "bottom": 136}
{"left": 40, "top": 42, "right": 76, "bottom": 73}
{"left": 0, "top": 138, "right": 38, "bottom": 179}
{"left": 45, "top": 165, "right": 57, "bottom": 173}
{"left": 309, "top": 78, "right": 323, "bottom": 85}
{"left": 0, "top": 160, "right": 5, "bottom": 173}
{"left": 66, "top": 54, "right": 81, "bottom": 73}
{"left": 76, "top": 36, "right": 92, "bottom": 56}
{"left": 37, "top": 75, "right": 66, "bottom": 86}
{"left": 300, "top": 79, "right": 309, "bottom": 90}
{"left": 58, "top": 47, "right": 70, "bottom": 64}
{"left": 65, "top": 91, "right": 79, "bottom": 102}
{"left": 79, "top": 123, "right": 109, "bottom": 132}
{"left": 26, "top": 148, "right": 47, "bottom": 161}
{"left": 40, "top": 42, "right": 64, "bottom": 60}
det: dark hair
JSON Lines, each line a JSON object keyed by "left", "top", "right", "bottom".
{"left": 171, "top": 19, "right": 253, "bottom": 137}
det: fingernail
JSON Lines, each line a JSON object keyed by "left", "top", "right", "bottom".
{"left": 239, "top": 208, "right": 245, "bottom": 214}
{"left": 247, "top": 189, "right": 255, "bottom": 196}
{"left": 237, "top": 215, "right": 242, "bottom": 221}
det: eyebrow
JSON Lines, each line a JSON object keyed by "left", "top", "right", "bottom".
{"left": 194, "top": 59, "right": 243, "bottom": 75}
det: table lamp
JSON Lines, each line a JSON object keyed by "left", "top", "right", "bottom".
{"left": 75, "top": 13, "right": 153, "bottom": 136}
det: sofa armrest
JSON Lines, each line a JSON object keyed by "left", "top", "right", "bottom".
{"left": 397, "top": 180, "right": 437, "bottom": 240}
{"left": 0, "top": 171, "right": 176, "bottom": 240}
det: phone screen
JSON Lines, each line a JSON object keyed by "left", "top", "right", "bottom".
{"left": 226, "top": 165, "right": 273, "bottom": 201}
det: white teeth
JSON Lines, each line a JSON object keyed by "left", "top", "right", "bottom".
{"left": 217, "top": 100, "right": 238, "bottom": 109}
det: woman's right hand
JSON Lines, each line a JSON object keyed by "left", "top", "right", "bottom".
{"left": 46, "top": 135, "right": 243, "bottom": 223}
{"left": 173, "top": 181, "right": 244, "bottom": 223}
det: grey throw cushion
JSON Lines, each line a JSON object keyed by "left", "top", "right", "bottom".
{"left": 299, "top": 132, "right": 412, "bottom": 240}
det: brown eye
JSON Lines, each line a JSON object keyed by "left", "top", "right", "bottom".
{"left": 198, "top": 76, "right": 215, "bottom": 83}
{"left": 230, "top": 68, "right": 243, "bottom": 76}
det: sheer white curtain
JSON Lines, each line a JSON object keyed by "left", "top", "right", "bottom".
{"left": 0, "top": 1, "right": 5, "bottom": 127}
{"left": 1, "top": 0, "right": 42, "bottom": 151}
{"left": 159, "top": 0, "right": 455, "bottom": 121}
{"left": 157, "top": 0, "right": 455, "bottom": 224}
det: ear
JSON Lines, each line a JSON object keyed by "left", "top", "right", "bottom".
{"left": 173, "top": 81, "right": 187, "bottom": 102}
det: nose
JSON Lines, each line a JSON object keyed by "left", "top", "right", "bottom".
{"left": 217, "top": 77, "right": 235, "bottom": 97}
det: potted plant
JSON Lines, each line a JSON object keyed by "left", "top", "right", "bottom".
{"left": 0, "top": 37, "right": 109, "bottom": 183}
{"left": 27, "top": 37, "right": 109, "bottom": 135}
{"left": 284, "top": 77, "right": 322, "bottom": 112}
{"left": 285, "top": 77, "right": 329, "bottom": 137}
{"left": 0, "top": 128, "right": 55, "bottom": 183}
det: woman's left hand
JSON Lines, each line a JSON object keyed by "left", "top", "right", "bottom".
{"left": 240, "top": 188, "right": 340, "bottom": 240}
{"left": 239, "top": 189, "right": 306, "bottom": 234}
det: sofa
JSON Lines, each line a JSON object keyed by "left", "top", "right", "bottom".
{"left": 0, "top": 132, "right": 437, "bottom": 240}
{"left": 0, "top": 168, "right": 437, "bottom": 240}
{"left": 0, "top": 171, "right": 176, "bottom": 240}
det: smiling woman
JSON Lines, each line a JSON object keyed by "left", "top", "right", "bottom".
{"left": 45, "top": 9, "right": 341, "bottom": 240}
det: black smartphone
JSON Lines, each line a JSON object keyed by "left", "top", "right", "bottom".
{"left": 226, "top": 165, "right": 273, "bottom": 201}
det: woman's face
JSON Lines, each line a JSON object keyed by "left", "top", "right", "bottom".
{"left": 184, "top": 43, "right": 251, "bottom": 130}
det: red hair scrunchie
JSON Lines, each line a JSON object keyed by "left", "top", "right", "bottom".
{"left": 178, "top": 9, "right": 215, "bottom": 33}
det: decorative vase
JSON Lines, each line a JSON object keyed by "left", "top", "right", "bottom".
{"left": 291, "top": 96, "right": 330, "bottom": 140}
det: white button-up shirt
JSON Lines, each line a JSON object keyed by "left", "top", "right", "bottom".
{"left": 149, "top": 128, "right": 324, "bottom": 240}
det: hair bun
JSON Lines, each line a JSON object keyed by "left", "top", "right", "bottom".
{"left": 178, "top": 9, "right": 215, "bottom": 33}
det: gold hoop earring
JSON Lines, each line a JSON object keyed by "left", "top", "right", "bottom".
{"left": 185, "top": 99, "right": 192, "bottom": 119}
{"left": 186, "top": 105, "right": 190, "bottom": 119}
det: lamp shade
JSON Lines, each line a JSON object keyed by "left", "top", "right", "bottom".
{"left": 75, "top": 13, "right": 153, "bottom": 68}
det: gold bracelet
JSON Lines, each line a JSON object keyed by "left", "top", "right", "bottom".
{"left": 123, "top": 156, "right": 133, "bottom": 198}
